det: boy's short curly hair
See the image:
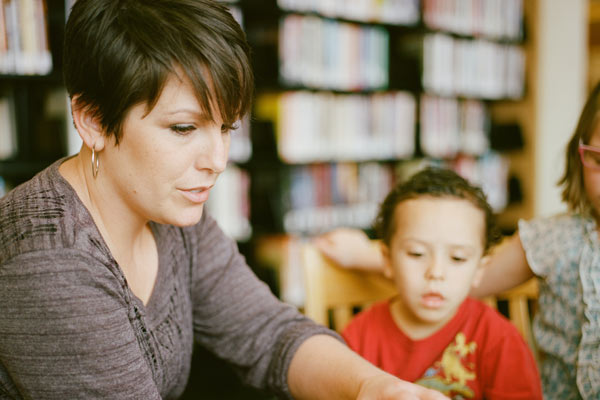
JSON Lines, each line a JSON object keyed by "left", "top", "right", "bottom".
{"left": 374, "top": 167, "right": 502, "bottom": 252}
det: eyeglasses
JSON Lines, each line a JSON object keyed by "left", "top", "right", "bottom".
{"left": 579, "top": 140, "right": 600, "bottom": 170}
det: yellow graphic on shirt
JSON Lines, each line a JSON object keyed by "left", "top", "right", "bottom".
{"left": 415, "top": 332, "right": 477, "bottom": 399}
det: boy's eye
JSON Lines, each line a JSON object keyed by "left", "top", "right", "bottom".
{"left": 170, "top": 124, "right": 196, "bottom": 135}
{"left": 407, "top": 251, "right": 424, "bottom": 258}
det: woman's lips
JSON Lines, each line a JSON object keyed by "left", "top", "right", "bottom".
{"left": 421, "top": 292, "right": 445, "bottom": 308}
{"left": 179, "top": 186, "right": 211, "bottom": 204}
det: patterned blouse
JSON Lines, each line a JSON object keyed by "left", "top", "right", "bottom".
{"left": 519, "top": 214, "right": 600, "bottom": 399}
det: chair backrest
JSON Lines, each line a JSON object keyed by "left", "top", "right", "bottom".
{"left": 302, "top": 241, "right": 539, "bottom": 353}
{"left": 481, "top": 278, "right": 539, "bottom": 353}
{"left": 302, "top": 242, "right": 396, "bottom": 332}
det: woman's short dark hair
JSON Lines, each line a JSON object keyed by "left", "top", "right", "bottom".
{"left": 559, "top": 81, "right": 600, "bottom": 216}
{"left": 374, "top": 167, "right": 502, "bottom": 253}
{"left": 64, "top": 0, "right": 253, "bottom": 144}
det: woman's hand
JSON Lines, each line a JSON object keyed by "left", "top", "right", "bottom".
{"left": 357, "top": 374, "right": 449, "bottom": 400}
{"left": 313, "top": 228, "right": 385, "bottom": 272}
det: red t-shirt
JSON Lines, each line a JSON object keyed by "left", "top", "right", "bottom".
{"left": 342, "top": 297, "right": 542, "bottom": 400}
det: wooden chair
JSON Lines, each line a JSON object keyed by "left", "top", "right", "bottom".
{"left": 302, "top": 242, "right": 396, "bottom": 332}
{"left": 302, "top": 242, "right": 539, "bottom": 353}
{"left": 481, "top": 278, "right": 539, "bottom": 353}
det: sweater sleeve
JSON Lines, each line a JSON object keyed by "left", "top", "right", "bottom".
{"left": 0, "top": 250, "right": 161, "bottom": 400}
{"left": 189, "top": 215, "right": 341, "bottom": 399}
{"left": 480, "top": 319, "right": 543, "bottom": 400}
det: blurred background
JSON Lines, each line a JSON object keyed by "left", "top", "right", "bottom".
{"left": 0, "top": 0, "right": 594, "bottom": 398}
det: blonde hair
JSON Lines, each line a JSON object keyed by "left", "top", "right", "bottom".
{"left": 559, "top": 82, "right": 600, "bottom": 216}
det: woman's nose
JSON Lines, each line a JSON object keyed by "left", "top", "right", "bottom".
{"left": 197, "top": 126, "right": 229, "bottom": 174}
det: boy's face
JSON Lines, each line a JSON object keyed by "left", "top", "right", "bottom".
{"left": 382, "top": 196, "right": 487, "bottom": 337}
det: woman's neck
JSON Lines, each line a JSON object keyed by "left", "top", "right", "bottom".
{"left": 59, "top": 155, "right": 159, "bottom": 304}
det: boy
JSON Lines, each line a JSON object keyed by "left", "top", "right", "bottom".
{"left": 342, "top": 168, "right": 542, "bottom": 399}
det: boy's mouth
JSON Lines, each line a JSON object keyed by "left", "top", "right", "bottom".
{"left": 421, "top": 292, "right": 445, "bottom": 308}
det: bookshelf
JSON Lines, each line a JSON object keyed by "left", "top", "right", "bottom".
{"left": 0, "top": 0, "right": 67, "bottom": 196}
{"left": 244, "top": 0, "right": 526, "bottom": 240}
{"left": 241, "top": 0, "right": 529, "bottom": 308}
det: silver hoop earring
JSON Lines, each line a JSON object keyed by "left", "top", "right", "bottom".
{"left": 91, "top": 145, "right": 100, "bottom": 178}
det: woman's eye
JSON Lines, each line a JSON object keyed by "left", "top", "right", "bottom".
{"left": 451, "top": 256, "right": 467, "bottom": 263}
{"left": 170, "top": 124, "right": 196, "bottom": 135}
{"left": 222, "top": 123, "right": 239, "bottom": 134}
{"left": 407, "top": 251, "right": 424, "bottom": 258}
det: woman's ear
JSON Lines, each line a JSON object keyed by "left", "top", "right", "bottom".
{"left": 471, "top": 254, "right": 490, "bottom": 288}
{"left": 380, "top": 243, "right": 394, "bottom": 279}
{"left": 71, "top": 95, "right": 105, "bottom": 151}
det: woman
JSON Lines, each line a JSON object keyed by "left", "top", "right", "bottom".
{"left": 0, "top": 0, "right": 447, "bottom": 399}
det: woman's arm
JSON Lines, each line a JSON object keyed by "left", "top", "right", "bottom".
{"left": 471, "top": 233, "right": 534, "bottom": 298}
{"left": 288, "top": 335, "right": 448, "bottom": 400}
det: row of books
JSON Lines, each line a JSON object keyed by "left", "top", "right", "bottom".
{"left": 281, "top": 155, "right": 509, "bottom": 234}
{"left": 451, "top": 152, "right": 509, "bottom": 212}
{"left": 422, "top": 33, "right": 525, "bottom": 99}
{"left": 423, "top": 0, "right": 523, "bottom": 41}
{"left": 283, "top": 162, "right": 395, "bottom": 234}
{"left": 280, "top": 14, "right": 389, "bottom": 91}
{"left": 206, "top": 164, "right": 252, "bottom": 241}
{"left": 277, "top": 0, "right": 420, "bottom": 26}
{"left": 420, "top": 95, "right": 489, "bottom": 159}
{"left": 275, "top": 90, "right": 416, "bottom": 163}
{"left": 0, "top": 0, "right": 52, "bottom": 75}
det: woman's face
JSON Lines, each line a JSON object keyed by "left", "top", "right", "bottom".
{"left": 100, "top": 73, "right": 230, "bottom": 227}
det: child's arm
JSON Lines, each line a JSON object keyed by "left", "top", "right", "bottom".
{"left": 314, "top": 228, "right": 535, "bottom": 298}
{"left": 313, "top": 228, "right": 385, "bottom": 272}
{"left": 471, "top": 233, "right": 534, "bottom": 298}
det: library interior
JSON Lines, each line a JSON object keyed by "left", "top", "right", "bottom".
{"left": 0, "top": 0, "right": 597, "bottom": 399}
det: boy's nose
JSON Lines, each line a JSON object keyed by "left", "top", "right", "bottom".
{"left": 425, "top": 257, "right": 445, "bottom": 281}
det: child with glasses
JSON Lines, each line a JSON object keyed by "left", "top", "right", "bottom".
{"left": 316, "top": 82, "right": 600, "bottom": 399}
{"left": 341, "top": 167, "right": 542, "bottom": 399}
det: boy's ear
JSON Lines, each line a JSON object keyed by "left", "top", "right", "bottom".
{"left": 71, "top": 95, "right": 106, "bottom": 151}
{"left": 471, "top": 254, "right": 490, "bottom": 288}
{"left": 380, "top": 243, "right": 394, "bottom": 279}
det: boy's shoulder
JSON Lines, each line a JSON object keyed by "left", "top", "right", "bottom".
{"left": 342, "top": 300, "right": 392, "bottom": 339}
{"left": 346, "top": 300, "right": 390, "bottom": 326}
{"left": 460, "top": 297, "right": 528, "bottom": 348}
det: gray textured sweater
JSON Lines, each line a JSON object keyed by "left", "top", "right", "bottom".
{"left": 0, "top": 160, "right": 336, "bottom": 399}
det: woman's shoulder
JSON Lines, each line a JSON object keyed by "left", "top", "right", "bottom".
{"left": 0, "top": 160, "right": 109, "bottom": 266}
